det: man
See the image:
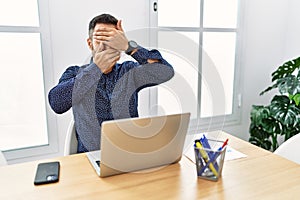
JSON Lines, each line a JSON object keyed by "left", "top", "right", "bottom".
{"left": 48, "top": 14, "right": 174, "bottom": 153}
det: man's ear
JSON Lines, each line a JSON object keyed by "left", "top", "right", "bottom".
{"left": 87, "top": 38, "right": 93, "bottom": 51}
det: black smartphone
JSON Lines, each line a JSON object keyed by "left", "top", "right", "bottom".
{"left": 34, "top": 161, "right": 60, "bottom": 185}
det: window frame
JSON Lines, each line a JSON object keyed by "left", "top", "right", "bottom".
{"left": 149, "top": 0, "right": 244, "bottom": 132}
{"left": 1, "top": 0, "right": 58, "bottom": 161}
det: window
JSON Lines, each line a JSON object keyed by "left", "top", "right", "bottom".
{"left": 151, "top": 0, "right": 242, "bottom": 130}
{"left": 0, "top": 0, "right": 57, "bottom": 160}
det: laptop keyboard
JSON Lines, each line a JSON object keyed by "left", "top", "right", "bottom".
{"left": 96, "top": 160, "right": 100, "bottom": 167}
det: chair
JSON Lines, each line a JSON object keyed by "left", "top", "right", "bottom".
{"left": 274, "top": 134, "right": 300, "bottom": 164}
{"left": 0, "top": 151, "right": 7, "bottom": 166}
{"left": 64, "top": 119, "right": 78, "bottom": 155}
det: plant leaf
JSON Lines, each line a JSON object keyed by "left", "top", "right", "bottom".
{"left": 260, "top": 84, "right": 278, "bottom": 96}
{"left": 276, "top": 75, "right": 300, "bottom": 95}
{"left": 260, "top": 57, "right": 300, "bottom": 95}
{"left": 261, "top": 117, "right": 282, "bottom": 135}
{"left": 270, "top": 95, "right": 300, "bottom": 126}
{"left": 292, "top": 94, "right": 300, "bottom": 106}
{"left": 249, "top": 124, "right": 272, "bottom": 151}
{"left": 250, "top": 105, "right": 270, "bottom": 125}
{"left": 271, "top": 57, "right": 300, "bottom": 82}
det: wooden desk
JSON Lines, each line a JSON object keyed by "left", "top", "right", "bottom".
{"left": 1, "top": 131, "right": 300, "bottom": 199}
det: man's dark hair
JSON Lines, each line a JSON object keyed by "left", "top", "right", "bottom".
{"left": 88, "top": 14, "right": 118, "bottom": 38}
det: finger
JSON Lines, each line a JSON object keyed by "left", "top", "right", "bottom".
{"left": 107, "top": 50, "right": 121, "bottom": 58}
{"left": 107, "top": 54, "right": 120, "bottom": 63}
{"left": 93, "top": 30, "right": 114, "bottom": 37}
{"left": 98, "top": 48, "right": 120, "bottom": 59}
{"left": 102, "top": 54, "right": 120, "bottom": 74}
{"left": 113, "top": 54, "right": 121, "bottom": 62}
{"left": 92, "top": 37, "right": 100, "bottom": 46}
{"left": 102, "top": 41, "right": 120, "bottom": 51}
{"left": 101, "top": 41, "right": 112, "bottom": 49}
{"left": 93, "top": 35, "right": 110, "bottom": 41}
{"left": 117, "top": 20, "right": 123, "bottom": 31}
{"left": 106, "top": 55, "right": 120, "bottom": 69}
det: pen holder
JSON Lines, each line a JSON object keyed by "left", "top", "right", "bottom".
{"left": 194, "top": 139, "right": 227, "bottom": 181}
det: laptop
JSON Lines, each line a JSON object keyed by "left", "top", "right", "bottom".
{"left": 86, "top": 112, "right": 191, "bottom": 177}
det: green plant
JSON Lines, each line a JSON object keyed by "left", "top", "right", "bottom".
{"left": 249, "top": 57, "right": 300, "bottom": 151}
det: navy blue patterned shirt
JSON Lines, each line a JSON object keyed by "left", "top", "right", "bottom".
{"left": 48, "top": 46, "right": 174, "bottom": 151}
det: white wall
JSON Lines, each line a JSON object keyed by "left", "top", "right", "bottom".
{"left": 224, "top": 0, "right": 300, "bottom": 140}
{"left": 284, "top": 0, "right": 300, "bottom": 60}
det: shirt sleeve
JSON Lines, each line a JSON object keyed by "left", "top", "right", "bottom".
{"left": 48, "top": 63, "right": 102, "bottom": 114}
{"left": 72, "top": 63, "right": 102, "bottom": 105}
{"left": 48, "top": 66, "right": 78, "bottom": 114}
{"left": 131, "top": 46, "right": 172, "bottom": 67}
{"left": 129, "top": 46, "right": 174, "bottom": 91}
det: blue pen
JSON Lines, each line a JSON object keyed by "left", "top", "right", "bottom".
{"left": 200, "top": 135, "right": 219, "bottom": 171}
{"left": 198, "top": 138, "right": 228, "bottom": 175}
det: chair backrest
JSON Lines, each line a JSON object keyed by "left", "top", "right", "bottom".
{"left": 64, "top": 120, "right": 78, "bottom": 155}
{"left": 274, "top": 134, "right": 300, "bottom": 164}
{"left": 0, "top": 151, "right": 7, "bottom": 166}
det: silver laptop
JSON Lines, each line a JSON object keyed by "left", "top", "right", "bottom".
{"left": 86, "top": 112, "right": 191, "bottom": 177}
